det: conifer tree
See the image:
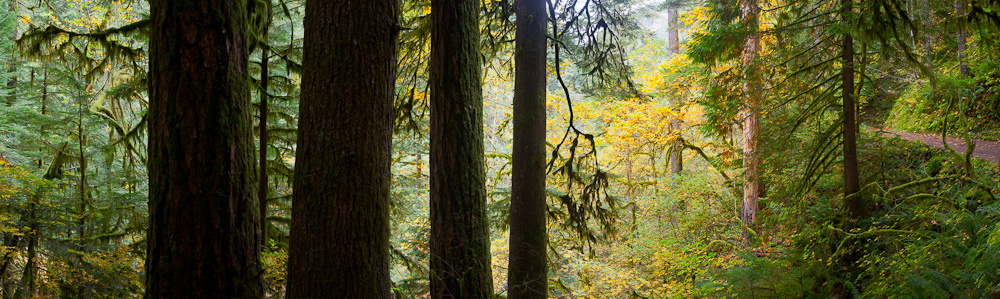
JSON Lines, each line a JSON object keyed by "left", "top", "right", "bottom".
{"left": 509, "top": 0, "right": 548, "bottom": 297}
{"left": 285, "top": 0, "right": 398, "bottom": 297}
{"left": 145, "top": 0, "right": 262, "bottom": 297}
{"left": 428, "top": 0, "right": 494, "bottom": 297}
{"left": 741, "top": 0, "right": 762, "bottom": 235}
{"left": 956, "top": 0, "right": 971, "bottom": 77}
{"left": 667, "top": 1, "right": 684, "bottom": 175}
{"left": 841, "top": 0, "right": 863, "bottom": 218}
{"left": 3, "top": 0, "right": 15, "bottom": 107}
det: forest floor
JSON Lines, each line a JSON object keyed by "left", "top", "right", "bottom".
{"left": 878, "top": 129, "right": 1000, "bottom": 165}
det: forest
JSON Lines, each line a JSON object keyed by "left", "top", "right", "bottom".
{"left": 0, "top": 0, "right": 999, "bottom": 298}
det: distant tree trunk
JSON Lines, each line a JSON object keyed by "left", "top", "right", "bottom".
{"left": 667, "top": 4, "right": 683, "bottom": 175}
{"left": 0, "top": 236, "right": 14, "bottom": 290}
{"left": 740, "top": 0, "right": 761, "bottom": 234}
{"left": 13, "top": 196, "right": 37, "bottom": 299}
{"left": 25, "top": 81, "right": 51, "bottom": 297}
{"left": 428, "top": 0, "right": 494, "bottom": 297}
{"left": 285, "top": 0, "right": 398, "bottom": 297}
{"left": 77, "top": 85, "right": 89, "bottom": 241}
{"left": 5, "top": 1, "right": 16, "bottom": 107}
{"left": 4, "top": 67, "right": 13, "bottom": 107}
{"left": 667, "top": 5, "right": 680, "bottom": 56}
{"left": 669, "top": 138, "right": 683, "bottom": 174}
{"left": 38, "top": 70, "right": 45, "bottom": 170}
{"left": 258, "top": 33, "right": 269, "bottom": 250}
{"left": 908, "top": 0, "right": 915, "bottom": 43}
{"left": 956, "top": 0, "right": 971, "bottom": 78}
{"left": 508, "top": 0, "right": 548, "bottom": 297}
{"left": 921, "top": 0, "right": 933, "bottom": 68}
{"left": 14, "top": 145, "right": 67, "bottom": 299}
{"left": 841, "top": 0, "right": 864, "bottom": 218}
{"left": 145, "top": 0, "right": 262, "bottom": 297}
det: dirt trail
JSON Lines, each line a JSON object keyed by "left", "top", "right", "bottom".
{"left": 878, "top": 130, "right": 1000, "bottom": 165}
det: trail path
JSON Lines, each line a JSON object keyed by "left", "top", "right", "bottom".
{"left": 878, "top": 129, "right": 1000, "bottom": 165}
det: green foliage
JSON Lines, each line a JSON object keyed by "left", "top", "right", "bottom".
{"left": 886, "top": 71, "right": 975, "bottom": 133}
{"left": 885, "top": 27, "right": 1000, "bottom": 141}
{"left": 704, "top": 253, "right": 807, "bottom": 298}
{"left": 261, "top": 241, "right": 289, "bottom": 295}
{"left": 251, "top": 0, "right": 302, "bottom": 255}
{"left": 708, "top": 132, "right": 1000, "bottom": 298}
{"left": 687, "top": 0, "right": 751, "bottom": 67}
{"left": 967, "top": 52, "right": 1000, "bottom": 140}
{"left": 863, "top": 208, "right": 1000, "bottom": 298}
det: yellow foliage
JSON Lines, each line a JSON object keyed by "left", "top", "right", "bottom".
{"left": 680, "top": 5, "right": 710, "bottom": 37}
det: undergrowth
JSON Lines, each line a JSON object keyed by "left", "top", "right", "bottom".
{"left": 886, "top": 62, "right": 1000, "bottom": 141}
{"left": 696, "top": 131, "right": 1000, "bottom": 298}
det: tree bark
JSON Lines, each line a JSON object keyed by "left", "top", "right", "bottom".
{"left": 740, "top": 0, "right": 761, "bottom": 234}
{"left": 922, "top": 0, "right": 934, "bottom": 68}
{"left": 668, "top": 3, "right": 683, "bottom": 175}
{"left": 77, "top": 84, "right": 89, "bottom": 241}
{"left": 669, "top": 136, "right": 683, "bottom": 174}
{"left": 841, "top": 0, "right": 864, "bottom": 218}
{"left": 285, "top": 0, "right": 398, "bottom": 297}
{"left": 429, "top": 0, "right": 495, "bottom": 297}
{"left": 509, "top": 0, "right": 548, "bottom": 297}
{"left": 956, "top": 0, "right": 971, "bottom": 78}
{"left": 667, "top": 5, "right": 680, "bottom": 56}
{"left": 258, "top": 33, "right": 269, "bottom": 250}
{"left": 5, "top": 1, "right": 17, "bottom": 107}
{"left": 145, "top": 0, "right": 262, "bottom": 297}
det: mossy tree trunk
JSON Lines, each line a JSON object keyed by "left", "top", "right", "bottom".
{"left": 841, "top": 0, "right": 864, "bottom": 218}
{"left": 145, "top": 0, "right": 262, "bottom": 297}
{"left": 284, "top": 0, "right": 398, "bottom": 297}
{"left": 509, "top": 0, "right": 548, "bottom": 297}
{"left": 428, "top": 0, "right": 494, "bottom": 297}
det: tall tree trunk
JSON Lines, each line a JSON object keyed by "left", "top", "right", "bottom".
{"left": 956, "top": 0, "right": 971, "bottom": 78}
{"left": 667, "top": 4, "right": 683, "bottom": 175}
{"left": 1, "top": 69, "right": 43, "bottom": 290}
{"left": 842, "top": 0, "right": 864, "bottom": 218}
{"left": 921, "top": 0, "right": 933, "bottom": 68}
{"left": 38, "top": 70, "right": 45, "bottom": 170}
{"left": 77, "top": 85, "right": 89, "bottom": 241}
{"left": 5, "top": 1, "right": 16, "bottom": 107}
{"left": 908, "top": 0, "right": 915, "bottom": 44}
{"left": 14, "top": 144, "right": 67, "bottom": 299}
{"left": 285, "top": 0, "right": 398, "bottom": 297}
{"left": 740, "top": 0, "right": 762, "bottom": 240}
{"left": 258, "top": 33, "right": 269, "bottom": 250}
{"left": 667, "top": 5, "right": 679, "bottom": 56}
{"left": 428, "top": 0, "right": 494, "bottom": 297}
{"left": 13, "top": 198, "right": 37, "bottom": 299}
{"left": 145, "top": 0, "right": 262, "bottom": 297}
{"left": 0, "top": 236, "right": 14, "bottom": 290}
{"left": 509, "top": 0, "right": 548, "bottom": 297}
{"left": 13, "top": 69, "right": 48, "bottom": 299}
